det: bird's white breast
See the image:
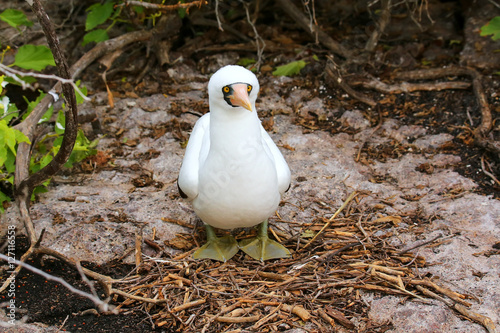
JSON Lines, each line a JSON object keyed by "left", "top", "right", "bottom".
{"left": 192, "top": 115, "right": 280, "bottom": 229}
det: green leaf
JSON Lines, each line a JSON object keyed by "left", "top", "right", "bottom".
{"left": 237, "top": 58, "right": 256, "bottom": 67}
{"left": 13, "top": 44, "right": 55, "bottom": 71}
{"left": 4, "top": 150, "right": 15, "bottom": 173}
{"left": 4, "top": 75, "right": 37, "bottom": 86}
{"left": 65, "top": 130, "right": 97, "bottom": 168}
{"left": 74, "top": 80, "right": 88, "bottom": 104}
{"left": 82, "top": 29, "right": 109, "bottom": 46}
{"left": 85, "top": 2, "right": 114, "bottom": 31}
{"left": 480, "top": 16, "right": 500, "bottom": 41}
{"left": 272, "top": 60, "right": 307, "bottom": 77}
{"left": 0, "top": 191, "right": 11, "bottom": 213}
{"left": 0, "top": 9, "right": 33, "bottom": 29}
{"left": 0, "top": 119, "right": 29, "bottom": 166}
{"left": 40, "top": 105, "right": 54, "bottom": 123}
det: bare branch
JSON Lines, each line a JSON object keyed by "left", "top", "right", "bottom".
{"left": 243, "top": 2, "right": 265, "bottom": 69}
{"left": 0, "top": 253, "right": 116, "bottom": 313}
{"left": 365, "top": 0, "right": 392, "bottom": 51}
{"left": 16, "top": 0, "right": 78, "bottom": 196}
{"left": 0, "top": 63, "right": 90, "bottom": 102}
{"left": 123, "top": 0, "right": 207, "bottom": 13}
{"left": 276, "top": 0, "right": 350, "bottom": 58}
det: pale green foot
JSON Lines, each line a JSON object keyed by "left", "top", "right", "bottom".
{"left": 193, "top": 225, "right": 238, "bottom": 262}
{"left": 239, "top": 220, "right": 291, "bottom": 261}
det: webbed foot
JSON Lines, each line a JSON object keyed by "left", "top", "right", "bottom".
{"left": 193, "top": 225, "right": 238, "bottom": 262}
{"left": 238, "top": 220, "right": 291, "bottom": 261}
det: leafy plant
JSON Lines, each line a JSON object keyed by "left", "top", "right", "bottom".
{"left": 480, "top": 16, "right": 500, "bottom": 41}
{"left": 0, "top": 89, "right": 30, "bottom": 211}
{"left": 0, "top": 9, "right": 33, "bottom": 29}
{"left": 0, "top": 9, "right": 97, "bottom": 212}
{"left": 272, "top": 60, "right": 307, "bottom": 77}
{"left": 13, "top": 44, "right": 56, "bottom": 71}
{"left": 82, "top": 1, "right": 117, "bottom": 46}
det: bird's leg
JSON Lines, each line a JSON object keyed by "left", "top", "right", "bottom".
{"left": 238, "top": 220, "right": 291, "bottom": 261}
{"left": 193, "top": 224, "right": 239, "bottom": 262}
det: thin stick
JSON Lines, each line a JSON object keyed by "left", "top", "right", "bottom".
{"left": 302, "top": 191, "right": 358, "bottom": 250}
{"left": 365, "top": 0, "right": 392, "bottom": 51}
{"left": 416, "top": 286, "right": 496, "bottom": 333}
{"left": 0, "top": 254, "right": 116, "bottom": 313}
{"left": 398, "top": 234, "right": 442, "bottom": 255}
{"left": 171, "top": 299, "right": 206, "bottom": 313}
{"left": 124, "top": 0, "right": 207, "bottom": 12}
{"left": 326, "top": 59, "right": 376, "bottom": 107}
{"left": 0, "top": 64, "right": 89, "bottom": 101}
{"left": 481, "top": 155, "right": 500, "bottom": 186}
{"left": 276, "top": 0, "right": 350, "bottom": 57}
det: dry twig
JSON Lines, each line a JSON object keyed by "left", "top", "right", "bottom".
{"left": 366, "top": 0, "right": 392, "bottom": 51}
{"left": 276, "top": 0, "right": 350, "bottom": 58}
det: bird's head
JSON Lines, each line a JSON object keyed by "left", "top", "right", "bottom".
{"left": 208, "top": 65, "right": 260, "bottom": 114}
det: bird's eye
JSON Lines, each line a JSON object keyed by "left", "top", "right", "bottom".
{"left": 223, "top": 86, "right": 230, "bottom": 93}
{"left": 247, "top": 85, "right": 252, "bottom": 93}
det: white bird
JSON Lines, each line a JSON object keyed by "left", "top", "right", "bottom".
{"left": 177, "top": 65, "right": 291, "bottom": 262}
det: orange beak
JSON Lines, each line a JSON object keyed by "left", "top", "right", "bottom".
{"left": 229, "top": 83, "right": 253, "bottom": 111}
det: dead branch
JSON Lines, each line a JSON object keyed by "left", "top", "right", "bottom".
{"left": 325, "top": 59, "right": 376, "bottom": 107}
{"left": 365, "top": 0, "right": 392, "bottom": 51}
{"left": 349, "top": 77, "right": 471, "bottom": 93}
{"left": 303, "top": 191, "right": 358, "bottom": 250}
{"left": 481, "top": 155, "right": 500, "bottom": 186}
{"left": 0, "top": 64, "right": 89, "bottom": 101}
{"left": 398, "top": 234, "right": 443, "bottom": 255}
{"left": 243, "top": 3, "right": 265, "bottom": 69}
{"left": 123, "top": 0, "right": 207, "bottom": 13}
{"left": 416, "top": 286, "right": 496, "bottom": 333}
{"left": 276, "top": 0, "right": 350, "bottom": 58}
{"left": 411, "top": 279, "right": 471, "bottom": 306}
{"left": 16, "top": 0, "right": 78, "bottom": 199}
{"left": 0, "top": 253, "right": 116, "bottom": 313}
{"left": 393, "top": 66, "right": 497, "bottom": 155}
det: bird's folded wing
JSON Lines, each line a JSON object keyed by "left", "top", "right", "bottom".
{"left": 178, "top": 114, "right": 211, "bottom": 200}
{"left": 260, "top": 125, "right": 291, "bottom": 195}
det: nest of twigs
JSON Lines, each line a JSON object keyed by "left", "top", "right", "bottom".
{"left": 113, "top": 194, "right": 494, "bottom": 332}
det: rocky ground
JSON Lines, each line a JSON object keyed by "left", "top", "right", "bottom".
{"left": 1, "top": 0, "right": 500, "bottom": 332}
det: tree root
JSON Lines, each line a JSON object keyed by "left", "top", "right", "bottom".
{"left": 326, "top": 58, "right": 377, "bottom": 107}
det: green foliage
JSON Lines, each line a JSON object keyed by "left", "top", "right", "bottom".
{"left": 480, "top": 16, "right": 500, "bottom": 41}
{"left": 22, "top": 91, "right": 54, "bottom": 122}
{"left": 1, "top": 8, "right": 98, "bottom": 212}
{"left": 86, "top": 1, "right": 115, "bottom": 31}
{"left": 237, "top": 58, "right": 256, "bottom": 67}
{"left": 13, "top": 44, "right": 56, "bottom": 71}
{"left": 272, "top": 60, "right": 307, "bottom": 77}
{"left": 0, "top": 9, "right": 33, "bottom": 29}
{"left": 81, "top": 0, "right": 192, "bottom": 46}
{"left": 83, "top": 1, "right": 119, "bottom": 46}
{"left": 82, "top": 29, "right": 109, "bottom": 47}
{"left": 0, "top": 119, "right": 30, "bottom": 212}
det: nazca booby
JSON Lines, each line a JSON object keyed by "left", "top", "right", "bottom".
{"left": 177, "top": 65, "right": 291, "bottom": 262}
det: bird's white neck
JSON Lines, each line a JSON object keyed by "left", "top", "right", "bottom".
{"left": 209, "top": 108, "right": 262, "bottom": 147}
